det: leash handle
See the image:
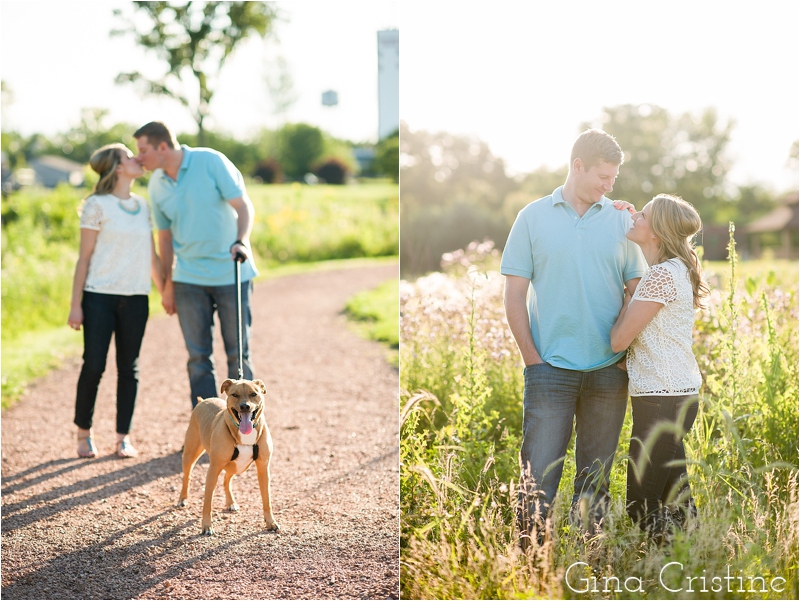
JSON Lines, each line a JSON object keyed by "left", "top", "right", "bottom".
{"left": 235, "top": 256, "right": 244, "bottom": 380}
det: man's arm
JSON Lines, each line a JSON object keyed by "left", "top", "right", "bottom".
{"left": 157, "top": 228, "right": 176, "bottom": 315}
{"left": 503, "top": 275, "right": 543, "bottom": 367}
{"left": 625, "top": 277, "right": 641, "bottom": 296}
{"left": 227, "top": 195, "right": 254, "bottom": 262}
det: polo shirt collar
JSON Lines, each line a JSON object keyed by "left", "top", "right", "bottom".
{"left": 551, "top": 185, "right": 609, "bottom": 209}
{"left": 178, "top": 144, "right": 193, "bottom": 174}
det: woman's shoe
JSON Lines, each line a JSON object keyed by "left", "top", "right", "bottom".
{"left": 116, "top": 439, "right": 138, "bottom": 458}
{"left": 78, "top": 437, "right": 97, "bottom": 458}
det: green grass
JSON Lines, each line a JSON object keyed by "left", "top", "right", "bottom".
{"left": 1, "top": 181, "right": 397, "bottom": 409}
{"left": 344, "top": 276, "right": 399, "bottom": 367}
{"left": 248, "top": 182, "right": 398, "bottom": 265}
{"left": 1, "top": 328, "right": 84, "bottom": 410}
{"left": 400, "top": 237, "right": 798, "bottom": 599}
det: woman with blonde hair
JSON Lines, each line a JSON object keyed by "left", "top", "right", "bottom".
{"left": 68, "top": 143, "right": 164, "bottom": 458}
{"left": 610, "top": 193, "right": 710, "bottom": 542}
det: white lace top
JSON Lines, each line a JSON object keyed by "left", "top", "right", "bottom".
{"left": 79, "top": 193, "right": 153, "bottom": 296}
{"left": 626, "top": 258, "right": 702, "bottom": 396}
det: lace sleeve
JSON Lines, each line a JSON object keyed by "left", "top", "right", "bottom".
{"left": 79, "top": 196, "right": 104, "bottom": 230}
{"left": 633, "top": 264, "right": 677, "bottom": 305}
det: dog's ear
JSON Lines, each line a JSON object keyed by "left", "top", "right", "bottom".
{"left": 220, "top": 379, "right": 235, "bottom": 395}
{"left": 254, "top": 379, "right": 267, "bottom": 395}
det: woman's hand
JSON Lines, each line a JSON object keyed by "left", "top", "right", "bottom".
{"left": 68, "top": 307, "right": 83, "bottom": 330}
{"left": 613, "top": 200, "right": 636, "bottom": 214}
{"left": 623, "top": 287, "right": 633, "bottom": 306}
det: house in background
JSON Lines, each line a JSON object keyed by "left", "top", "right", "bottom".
{"left": 743, "top": 191, "right": 799, "bottom": 259}
{"left": 27, "top": 155, "right": 85, "bottom": 188}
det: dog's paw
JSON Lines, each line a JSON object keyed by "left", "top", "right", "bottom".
{"left": 227, "top": 504, "right": 240, "bottom": 512}
{"left": 177, "top": 498, "right": 188, "bottom": 508}
{"left": 265, "top": 520, "right": 280, "bottom": 532}
{"left": 201, "top": 526, "right": 215, "bottom": 536}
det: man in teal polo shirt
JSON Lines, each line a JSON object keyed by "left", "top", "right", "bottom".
{"left": 134, "top": 121, "right": 258, "bottom": 408}
{"left": 501, "top": 129, "right": 647, "bottom": 547}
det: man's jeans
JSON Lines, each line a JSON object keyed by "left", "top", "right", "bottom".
{"left": 173, "top": 280, "right": 255, "bottom": 407}
{"left": 518, "top": 362, "right": 628, "bottom": 537}
{"left": 626, "top": 394, "right": 699, "bottom": 535}
{"left": 74, "top": 292, "right": 149, "bottom": 434}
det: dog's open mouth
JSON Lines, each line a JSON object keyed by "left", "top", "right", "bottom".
{"left": 232, "top": 409, "right": 254, "bottom": 436}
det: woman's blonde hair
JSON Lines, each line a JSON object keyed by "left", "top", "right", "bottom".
{"left": 88, "top": 143, "right": 129, "bottom": 195}
{"left": 648, "top": 194, "right": 710, "bottom": 309}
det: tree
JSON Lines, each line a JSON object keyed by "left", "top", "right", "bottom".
{"left": 400, "top": 122, "right": 516, "bottom": 212}
{"left": 49, "top": 108, "right": 137, "bottom": 164}
{"left": 374, "top": 129, "right": 399, "bottom": 183}
{"left": 399, "top": 123, "right": 517, "bottom": 275}
{"left": 263, "top": 54, "right": 298, "bottom": 124}
{"left": 275, "top": 123, "right": 324, "bottom": 181}
{"left": 788, "top": 139, "right": 799, "bottom": 174}
{"left": 112, "top": 2, "right": 279, "bottom": 145}
{"left": 582, "top": 104, "right": 735, "bottom": 223}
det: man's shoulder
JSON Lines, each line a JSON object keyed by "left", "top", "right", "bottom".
{"left": 518, "top": 194, "right": 555, "bottom": 217}
{"left": 184, "top": 145, "right": 229, "bottom": 164}
{"left": 599, "top": 198, "right": 637, "bottom": 224}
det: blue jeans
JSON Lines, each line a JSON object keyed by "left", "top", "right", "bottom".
{"left": 626, "top": 394, "right": 698, "bottom": 534}
{"left": 518, "top": 362, "right": 628, "bottom": 535}
{"left": 173, "top": 280, "right": 254, "bottom": 407}
{"left": 74, "top": 292, "right": 149, "bottom": 434}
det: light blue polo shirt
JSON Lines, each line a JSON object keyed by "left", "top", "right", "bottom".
{"left": 500, "top": 186, "right": 647, "bottom": 371}
{"left": 149, "top": 145, "right": 258, "bottom": 286}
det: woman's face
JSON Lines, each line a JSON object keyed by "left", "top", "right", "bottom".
{"left": 117, "top": 150, "right": 144, "bottom": 178}
{"left": 626, "top": 201, "right": 658, "bottom": 245}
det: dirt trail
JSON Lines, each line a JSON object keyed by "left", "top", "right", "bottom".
{"left": 1, "top": 263, "right": 400, "bottom": 600}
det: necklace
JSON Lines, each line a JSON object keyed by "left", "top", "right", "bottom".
{"left": 116, "top": 196, "right": 140, "bottom": 215}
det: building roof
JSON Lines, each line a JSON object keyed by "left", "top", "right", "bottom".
{"left": 30, "top": 155, "right": 85, "bottom": 172}
{"left": 744, "top": 191, "right": 799, "bottom": 233}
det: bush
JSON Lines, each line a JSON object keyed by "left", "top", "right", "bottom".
{"left": 314, "top": 157, "right": 349, "bottom": 185}
{"left": 252, "top": 158, "right": 282, "bottom": 184}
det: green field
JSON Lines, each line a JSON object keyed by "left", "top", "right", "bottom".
{"left": 344, "top": 276, "right": 400, "bottom": 367}
{"left": 1, "top": 181, "right": 398, "bottom": 408}
{"left": 400, "top": 241, "right": 798, "bottom": 599}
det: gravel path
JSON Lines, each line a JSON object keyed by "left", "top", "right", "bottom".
{"left": 1, "top": 263, "right": 399, "bottom": 600}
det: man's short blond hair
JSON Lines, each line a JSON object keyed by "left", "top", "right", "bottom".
{"left": 570, "top": 129, "right": 623, "bottom": 168}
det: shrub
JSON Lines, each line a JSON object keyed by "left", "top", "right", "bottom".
{"left": 314, "top": 157, "right": 350, "bottom": 185}
{"left": 252, "top": 158, "right": 282, "bottom": 184}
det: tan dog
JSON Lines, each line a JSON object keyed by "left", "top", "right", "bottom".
{"left": 178, "top": 378, "right": 279, "bottom": 535}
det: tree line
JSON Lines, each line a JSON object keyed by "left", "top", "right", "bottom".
{"left": 400, "top": 105, "right": 798, "bottom": 275}
{"left": 0, "top": 108, "right": 399, "bottom": 187}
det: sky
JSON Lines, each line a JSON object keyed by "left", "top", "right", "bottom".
{"left": 0, "top": 1, "right": 398, "bottom": 143}
{"left": 1, "top": 1, "right": 797, "bottom": 193}
{"left": 400, "top": 0, "right": 800, "bottom": 192}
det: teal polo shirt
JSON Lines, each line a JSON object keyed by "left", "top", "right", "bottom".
{"left": 500, "top": 186, "right": 647, "bottom": 371}
{"left": 149, "top": 145, "right": 258, "bottom": 286}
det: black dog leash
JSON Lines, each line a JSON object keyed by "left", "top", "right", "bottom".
{"left": 231, "top": 244, "right": 256, "bottom": 463}
{"left": 233, "top": 246, "right": 245, "bottom": 380}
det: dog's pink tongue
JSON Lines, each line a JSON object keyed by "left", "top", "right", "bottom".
{"left": 239, "top": 412, "right": 253, "bottom": 435}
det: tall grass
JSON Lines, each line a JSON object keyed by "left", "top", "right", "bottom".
{"left": 1, "top": 181, "right": 398, "bottom": 406}
{"left": 400, "top": 238, "right": 798, "bottom": 599}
